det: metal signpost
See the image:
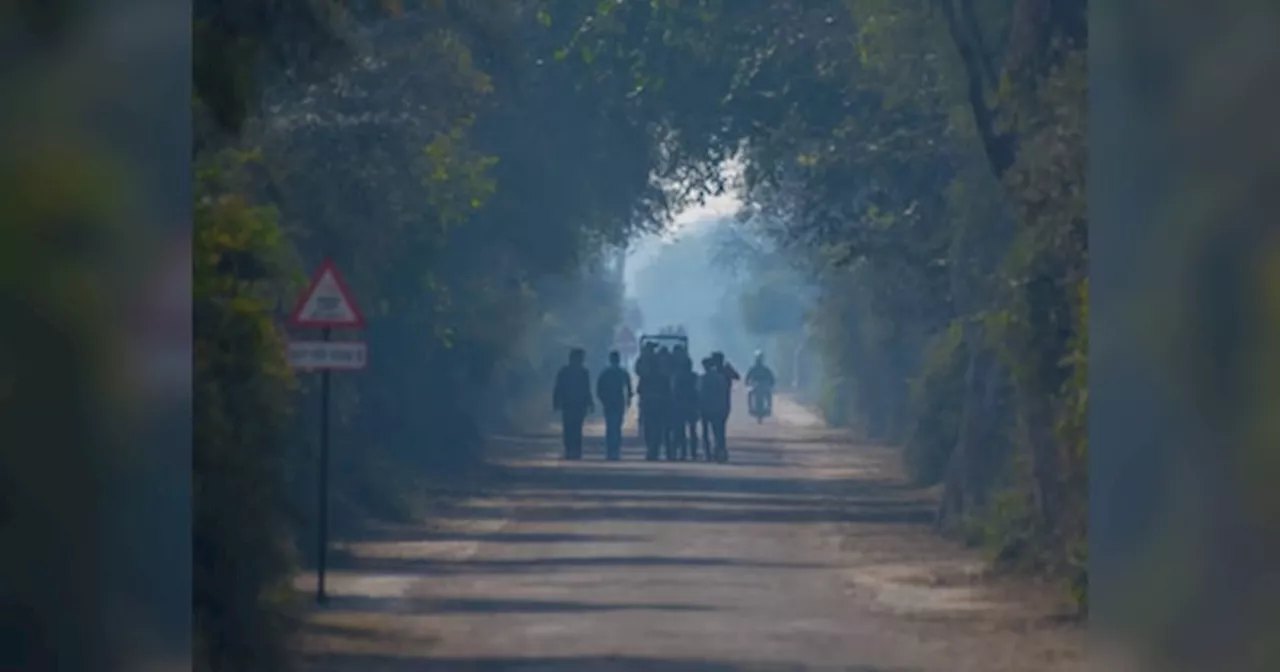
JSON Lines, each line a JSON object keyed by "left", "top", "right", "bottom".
{"left": 287, "top": 259, "right": 366, "bottom": 605}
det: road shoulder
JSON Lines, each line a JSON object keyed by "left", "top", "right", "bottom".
{"left": 771, "top": 394, "right": 1087, "bottom": 671}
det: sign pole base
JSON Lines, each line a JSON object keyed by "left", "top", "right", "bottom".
{"left": 316, "top": 326, "right": 332, "bottom": 605}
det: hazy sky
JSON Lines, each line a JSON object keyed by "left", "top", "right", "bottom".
{"left": 624, "top": 189, "right": 742, "bottom": 291}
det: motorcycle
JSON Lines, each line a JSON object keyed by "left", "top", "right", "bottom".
{"left": 747, "top": 384, "right": 772, "bottom": 423}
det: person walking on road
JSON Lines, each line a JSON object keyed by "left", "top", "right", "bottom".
{"left": 698, "top": 356, "right": 715, "bottom": 455}
{"left": 596, "top": 350, "right": 633, "bottom": 461}
{"left": 672, "top": 343, "right": 693, "bottom": 377}
{"left": 671, "top": 353, "right": 701, "bottom": 460}
{"left": 657, "top": 347, "right": 682, "bottom": 460}
{"left": 700, "top": 354, "right": 733, "bottom": 462}
{"left": 552, "top": 347, "right": 593, "bottom": 460}
{"left": 638, "top": 350, "right": 672, "bottom": 461}
{"left": 633, "top": 341, "right": 658, "bottom": 441}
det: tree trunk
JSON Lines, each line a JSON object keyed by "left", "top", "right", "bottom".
{"left": 937, "top": 0, "right": 1018, "bottom": 180}
{"left": 1023, "top": 385, "right": 1061, "bottom": 528}
{"left": 936, "top": 442, "right": 967, "bottom": 532}
{"left": 935, "top": 342, "right": 978, "bottom": 531}
{"left": 972, "top": 349, "right": 1005, "bottom": 507}
{"left": 935, "top": 0, "right": 1085, "bottom": 541}
{"left": 935, "top": 333, "right": 999, "bottom": 532}
{"left": 939, "top": 0, "right": 1088, "bottom": 186}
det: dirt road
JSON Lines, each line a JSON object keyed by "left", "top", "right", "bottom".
{"left": 295, "top": 393, "right": 1085, "bottom": 671}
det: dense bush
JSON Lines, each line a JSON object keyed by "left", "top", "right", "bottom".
{"left": 193, "top": 152, "right": 299, "bottom": 672}
{"left": 904, "top": 321, "right": 966, "bottom": 486}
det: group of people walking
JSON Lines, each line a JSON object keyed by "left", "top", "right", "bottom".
{"left": 551, "top": 342, "right": 775, "bottom": 462}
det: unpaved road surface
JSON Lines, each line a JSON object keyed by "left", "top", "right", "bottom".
{"left": 295, "top": 394, "right": 1085, "bottom": 671}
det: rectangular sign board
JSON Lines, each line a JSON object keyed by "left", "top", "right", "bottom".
{"left": 287, "top": 341, "right": 368, "bottom": 370}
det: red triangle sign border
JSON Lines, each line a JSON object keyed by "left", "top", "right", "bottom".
{"left": 289, "top": 259, "right": 367, "bottom": 329}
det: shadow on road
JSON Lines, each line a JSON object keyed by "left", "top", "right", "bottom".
{"left": 438, "top": 503, "right": 935, "bottom": 526}
{"left": 301, "top": 652, "right": 915, "bottom": 672}
{"left": 319, "top": 595, "right": 717, "bottom": 614}
{"left": 445, "top": 444, "right": 936, "bottom": 527}
{"left": 722, "top": 434, "right": 840, "bottom": 447}
{"left": 295, "top": 399, "right": 1082, "bottom": 672}
{"left": 419, "top": 531, "right": 648, "bottom": 544}
{"left": 479, "top": 490, "right": 931, "bottom": 510}
{"left": 483, "top": 460, "right": 915, "bottom": 497}
{"left": 328, "top": 552, "right": 827, "bottom": 575}
{"left": 339, "top": 528, "right": 649, "bottom": 545}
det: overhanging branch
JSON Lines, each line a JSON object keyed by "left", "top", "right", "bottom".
{"left": 937, "top": 0, "right": 1017, "bottom": 179}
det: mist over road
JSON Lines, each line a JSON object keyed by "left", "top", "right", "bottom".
{"left": 295, "top": 393, "right": 1084, "bottom": 671}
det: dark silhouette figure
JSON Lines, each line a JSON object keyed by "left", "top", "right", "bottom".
{"left": 633, "top": 341, "right": 658, "bottom": 441}
{"left": 633, "top": 341, "right": 656, "bottom": 382}
{"left": 656, "top": 347, "right": 680, "bottom": 460}
{"left": 552, "top": 348, "right": 593, "bottom": 460}
{"left": 596, "top": 350, "right": 633, "bottom": 461}
{"left": 672, "top": 343, "right": 693, "bottom": 378}
{"left": 698, "top": 356, "right": 715, "bottom": 455}
{"left": 715, "top": 351, "right": 742, "bottom": 387}
{"left": 745, "top": 350, "right": 777, "bottom": 418}
{"left": 637, "top": 350, "right": 671, "bottom": 461}
{"left": 700, "top": 354, "right": 733, "bottom": 462}
{"left": 671, "top": 354, "right": 701, "bottom": 460}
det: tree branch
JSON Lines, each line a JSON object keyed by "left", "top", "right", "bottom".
{"left": 937, "top": 0, "right": 1017, "bottom": 179}
{"left": 958, "top": 0, "right": 999, "bottom": 87}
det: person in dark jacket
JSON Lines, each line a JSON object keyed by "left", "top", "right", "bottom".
{"left": 698, "top": 356, "right": 715, "bottom": 455}
{"left": 713, "top": 351, "right": 741, "bottom": 387}
{"left": 671, "top": 354, "right": 701, "bottom": 460}
{"left": 633, "top": 341, "right": 658, "bottom": 440}
{"left": 637, "top": 352, "right": 671, "bottom": 461}
{"left": 552, "top": 348, "right": 593, "bottom": 460}
{"left": 596, "top": 350, "right": 633, "bottom": 461}
{"left": 700, "top": 355, "right": 733, "bottom": 462}
{"left": 672, "top": 343, "right": 693, "bottom": 377}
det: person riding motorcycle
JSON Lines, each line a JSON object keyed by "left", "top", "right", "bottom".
{"left": 745, "top": 350, "right": 776, "bottom": 418}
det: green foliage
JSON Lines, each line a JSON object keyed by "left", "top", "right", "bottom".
{"left": 553, "top": 0, "right": 1088, "bottom": 600}
{"left": 189, "top": 3, "right": 1091, "bottom": 668}
{"left": 818, "top": 374, "right": 853, "bottom": 428}
{"left": 193, "top": 151, "right": 299, "bottom": 672}
{"left": 193, "top": 8, "right": 653, "bottom": 666}
{"left": 422, "top": 118, "right": 500, "bottom": 226}
{"left": 980, "top": 485, "right": 1046, "bottom": 571}
{"left": 903, "top": 320, "right": 966, "bottom": 486}
{"left": 1055, "top": 276, "right": 1088, "bottom": 609}
{"left": 193, "top": 0, "right": 349, "bottom": 135}
{"left": 738, "top": 270, "right": 809, "bottom": 336}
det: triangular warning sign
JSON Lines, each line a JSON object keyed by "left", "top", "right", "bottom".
{"left": 289, "top": 259, "right": 366, "bottom": 329}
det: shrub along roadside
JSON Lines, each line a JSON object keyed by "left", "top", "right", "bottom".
{"left": 193, "top": 151, "right": 299, "bottom": 672}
